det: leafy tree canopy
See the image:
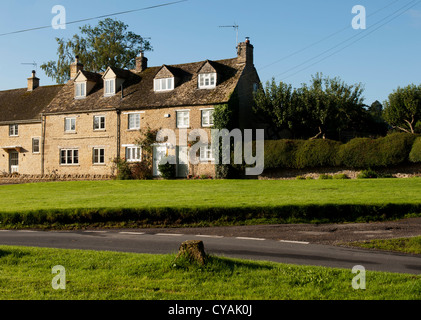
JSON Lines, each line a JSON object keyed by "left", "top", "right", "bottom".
{"left": 41, "top": 18, "right": 152, "bottom": 84}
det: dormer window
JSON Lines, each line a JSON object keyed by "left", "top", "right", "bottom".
{"left": 198, "top": 73, "right": 216, "bottom": 89}
{"left": 104, "top": 79, "right": 116, "bottom": 96}
{"left": 154, "top": 78, "right": 174, "bottom": 92}
{"left": 75, "top": 82, "right": 86, "bottom": 98}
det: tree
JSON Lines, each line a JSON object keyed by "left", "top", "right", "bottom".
{"left": 41, "top": 18, "right": 152, "bottom": 84}
{"left": 383, "top": 84, "right": 421, "bottom": 134}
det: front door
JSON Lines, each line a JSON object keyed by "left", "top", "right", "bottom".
{"left": 176, "top": 146, "right": 189, "bottom": 178}
{"left": 9, "top": 151, "right": 19, "bottom": 173}
{"left": 153, "top": 145, "right": 167, "bottom": 177}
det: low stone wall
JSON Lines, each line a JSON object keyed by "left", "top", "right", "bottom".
{"left": 0, "top": 174, "right": 114, "bottom": 185}
{"left": 259, "top": 164, "right": 421, "bottom": 180}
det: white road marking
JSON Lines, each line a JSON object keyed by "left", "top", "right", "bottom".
{"left": 195, "top": 235, "right": 224, "bottom": 239}
{"left": 155, "top": 233, "right": 184, "bottom": 237}
{"left": 17, "top": 230, "right": 38, "bottom": 233}
{"left": 236, "top": 237, "right": 266, "bottom": 241}
{"left": 83, "top": 231, "right": 107, "bottom": 233}
{"left": 279, "top": 240, "right": 310, "bottom": 245}
{"left": 119, "top": 232, "right": 146, "bottom": 235}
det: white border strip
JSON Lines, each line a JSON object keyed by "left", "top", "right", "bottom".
{"left": 279, "top": 240, "right": 310, "bottom": 245}
{"left": 119, "top": 232, "right": 146, "bottom": 235}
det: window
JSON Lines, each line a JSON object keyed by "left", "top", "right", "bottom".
{"left": 32, "top": 138, "right": 40, "bottom": 154}
{"left": 201, "top": 109, "right": 214, "bottom": 127}
{"left": 65, "top": 117, "right": 76, "bottom": 132}
{"left": 176, "top": 111, "right": 190, "bottom": 128}
{"left": 198, "top": 73, "right": 216, "bottom": 89}
{"left": 9, "top": 124, "right": 18, "bottom": 136}
{"left": 60, "top": 149, "right": 79, "bottom": 165}
{"left": 200, "top": 146, "right": 215, "bottom": 162}
{"left": 104, "top": 79, "right": 115, "bottom": 96}
{"left": 154, "top": 78, "right": 174, "bottom": 92}
{"left": 75, "top": 82, "right": 86, "bottom": 98}
{"left": 126, "top": 146, "right": 142, "bottom": 162}
{"left": 94, "top": 115, "right": 106, "bottom": 130}
{"left": 128, "top": 113, "right": 141, "bottom": 130}
{"left": 93, "top": 148, "right": 105, "bottom": 165}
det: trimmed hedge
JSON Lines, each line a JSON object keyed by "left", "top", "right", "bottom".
{"left": 410, "top": 138, "right": 421, "bottom": 163}
{"left": 265, "top": 133, "right": 418, "bottom": 170}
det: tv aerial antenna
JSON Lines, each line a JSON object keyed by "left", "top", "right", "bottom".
{"left": 219, "top": 23, "right": 239, "bottom": 46}
{"left": 21, "top": 61, "right": 38, "bottom": 71}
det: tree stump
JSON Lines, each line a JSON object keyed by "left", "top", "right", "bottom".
{"left": 176, "top": 240, "right": 207, "bottom": 265}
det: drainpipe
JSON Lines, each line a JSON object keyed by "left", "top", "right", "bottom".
{"left": 116, "top": 109, "right": 121, "bottom": 160}
{"left": 41, "top": 113, "right": 46, "bottom": 176}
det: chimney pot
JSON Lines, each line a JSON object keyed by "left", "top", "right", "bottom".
{"left": 27, "top": 70, "right": 40, "bottom": 91}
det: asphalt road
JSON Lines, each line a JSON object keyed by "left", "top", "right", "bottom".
{"left": 0, "top": 229, "right": 420, "bottom": 275}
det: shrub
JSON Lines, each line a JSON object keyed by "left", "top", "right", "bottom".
{"left": 338, "top": 133, "right": 416, "bottom": 168}
{"left": 158, "top": 157, "right": 176, "bottom": 180}
{"left": 318, "top": 174, "right": 333, "bottom": 180}
{"left": 357, "top": 169, "right": 379, "bottom": 179}
{"left": 333, "top": 173, "right": 349, "bottom": 179}
{"left": 294, "top": 139, "right": 341, "bottom": 169}
{"left": 113, "top": 158, "right": 133, "bottom": 180}
{"left": 296, "top": 176, "right": 306, "bottom": 180}
{"left": 409, "top": 137, "right": 421, "bottom": 163}
{"left": 264, "top": 140, "right": 303, "bottom": 169}
{"left": 131, "top": 162, "right": 152, "bottom": 180}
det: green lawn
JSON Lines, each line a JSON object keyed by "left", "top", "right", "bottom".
{"left": 0, "top": 179, "right": 421, "bottom": 228}
{"left": 0, "top": 178, "right": 420, "bottom": 212}
{"left": 0, "top": 245, "right": 419, "bottom": 300}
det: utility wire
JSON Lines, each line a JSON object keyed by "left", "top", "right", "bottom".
{"left": 260, "top": 0, "right": 402, "bottom": 71}
{"left": 0, "top": 0, "right": 188, "bottom": 37}
{"left": 275, "top": 0, "right": 421, "bottom": 81}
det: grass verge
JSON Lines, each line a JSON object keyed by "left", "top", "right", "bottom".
{"left": 0, "top": 245, "right": 420, "bottom": 300}
{"left": 0, "top": 179, "right": 421, "bottom": 229}
{"left": 348, "top": 236, "right": 421, "bottom": 255}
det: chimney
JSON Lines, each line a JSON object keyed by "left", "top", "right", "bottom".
{"left": 135, "top": 51, "right": 148, "bottom": 73}
{"left": 27, "top": 70, "right": 40, "bottom": 91}
{"left": 70, "top": 55, "right": 84, "bottom": 80}
{"left": 237, "top": 37, "right": 254, "bottom": 66}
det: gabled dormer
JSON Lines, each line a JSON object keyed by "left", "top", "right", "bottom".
{"left": 73, "top": 70, "right": 101, "bottom": 99}
{"left": 102, "top": 67, "right": 130, "bottom": 97}
{"left": 154, "top": 65, "right": 176, "bottom": 92}
{"left": 197, "top": 60, "right": 218, "bottom": 89}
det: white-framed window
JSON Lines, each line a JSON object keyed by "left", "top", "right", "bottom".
{"left": 60, "top": 149, "right": 79, "bottom": 165}
{"left": 201, "top": 109, "right": 214, "bottom": 127}
{"left": 200, "top": 146, "right": 215, "bottom": 162}
{"left": 128, "top": 113, "right": 141, "bottom": 130}
{"left": 93, "top": 148, "right": 105, "bottom": 165}
{"left": 104, "top": 79, "right": 116, "bottom": 96}
{"left": 125, "top": 146, "right": 142, "bottom": 162}
{"left": 154, "top": 78, "right": 174, "bottom": 92}
{"left": 176, "top": 111, "right": 190, "bottom": 128}
{"left": 198, "top": 73, "right": 216, "bottom": 89}
{"left": 64, "top": 117, "right": 76, "bottom": 132}
{"left": 75, "top": 82, "right": 86, "bottom": 98}
{"left": 9, "top": 124, "right": 18, "bottom": 136}
{"left": 93, "top": 115, "right": 106, "bottom": 130}
{"left": 32, "top": 138, "right": 40, "bottom": 154}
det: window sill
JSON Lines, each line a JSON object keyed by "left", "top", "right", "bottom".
{"left": 127, "top": 129, "right": 140, "bottom": 132}
{"left": 64, "top": 131, "right": 77, "bottom": 134}
{"left": 60, "top": 164, "right": 80, "bottom": 167}
{"left": 93, "top": 163, "right": 106, "bottom": 166}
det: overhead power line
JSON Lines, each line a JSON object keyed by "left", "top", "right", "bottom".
{"left": 275, "top": 0, "right": 421, "bottom": 81}
{"left": 0, "top": 0, "right": 188, "bottom": 37}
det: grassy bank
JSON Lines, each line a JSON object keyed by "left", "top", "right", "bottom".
{"left": 0, "top": 179, "right": 420, "bottom": 229}
{"left": 0, "top": 245, "right": 419, "bottom": 300}
{"left": 349, "top": 236, "right": 421, "bottom": 255}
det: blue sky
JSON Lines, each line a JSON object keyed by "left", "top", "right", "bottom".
{"left": 0, "top": 0, "right": 420, "bottom": 105}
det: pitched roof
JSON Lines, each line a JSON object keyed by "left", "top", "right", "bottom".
{"left": 43, "top": 57, "right": 245, "bottom": 114}
{"left": 0, "top": 85, "right": 64, "bottom": 123}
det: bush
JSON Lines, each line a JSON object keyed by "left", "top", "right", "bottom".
{"left": 333, "top": 173, "right": 349, "bottom": 179}
{"left": 113, "top": 158, "right": 133, "bottom": 180}
{"left": 357, "top": 169, "right": 379, "bottom": 179}
{"left": 131, "top": 162, "right": 152, "bottom": 180}
{"left": 338, "top": 133, "right": 416, "bottom": 168}
{"left": 296, "top": 176, "right": 306, "bottom": 180}
{"left": 264, "top": 140, "right": 303, "bottom": 169}
{"left": 158, "top": 157, "right": 176, "bottom": 180}
{"left": 409, "top": 137, "right": 421, "bottom": 163}
{"left": 318, "top": 174, "right": 333, "bottom": 180}
{"left": 294, "top": 139, "right": 341, "bottom": 169}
